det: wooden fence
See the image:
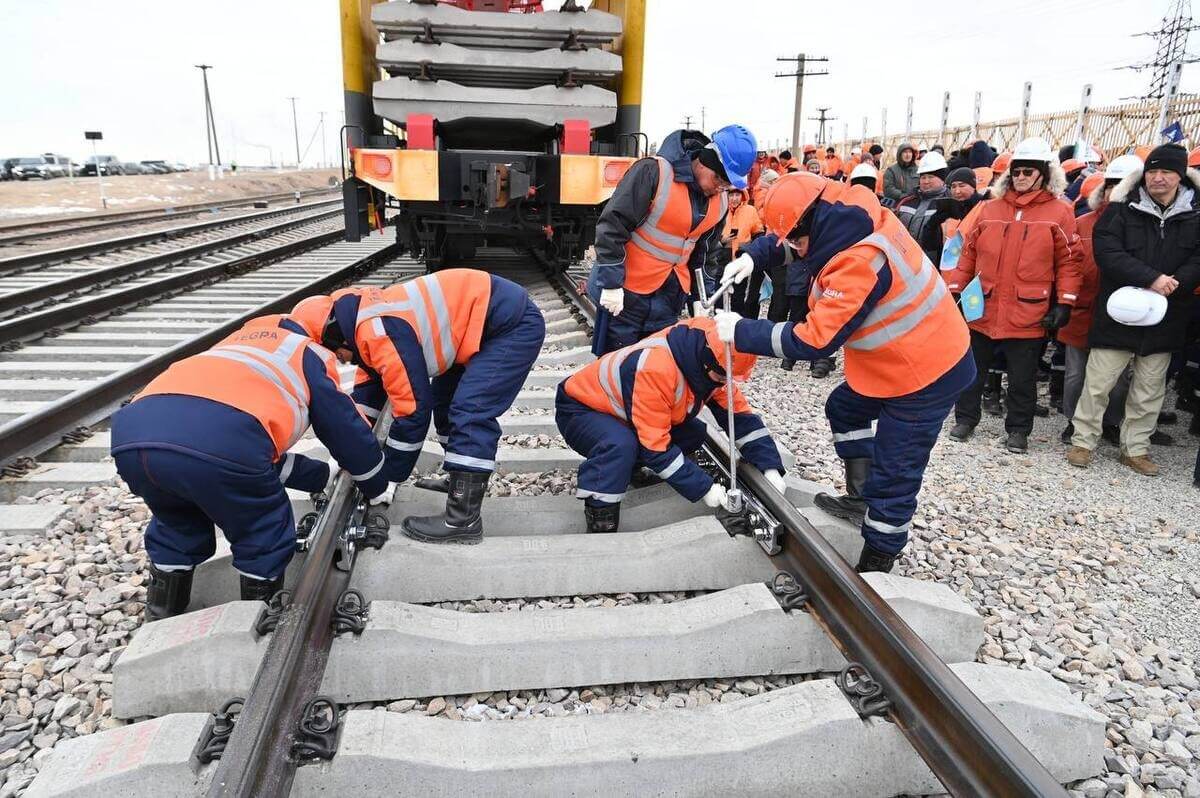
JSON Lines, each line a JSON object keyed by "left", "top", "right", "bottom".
{"left": 839, "top": 96, "right": 1200, "bottom": 165}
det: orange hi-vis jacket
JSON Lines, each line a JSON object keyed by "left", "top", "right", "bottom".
{"left": 624, "top": 156, "right": 727, "bottom": 295}
{"left": 137, "top": 315, "right": 339, "bottom": 459}
{"left": 723, "top": 200, "right": 764, "bottom": 256}
{"left": 350, "top": 269, "right": 492, "bottom": 418}
{"left": 734, "top": 188, "right": 970, "bottom": 398}
{"left": 822, "top": 155, "right": 845, "bottom": 178}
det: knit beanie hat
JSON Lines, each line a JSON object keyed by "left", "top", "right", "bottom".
{"left": 947, "top": 166, "right": 977, "bottom": 188}
{"left": 1145, "top": 144, "right": 1188, "bottom": 179}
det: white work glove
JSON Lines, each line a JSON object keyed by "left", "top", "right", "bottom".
{"left": 368, "top": 483, "right": 396, "bottom": 506}
{"left": 715, "top": 310, "right": 741, "bottom": 344}
{"left": 702, "top": 483, "right": 728, "bottom": 509}
{"left": 599, "top": 287, "right": 624, "bottom": 316}
{"left": 722, "top": 253, "right": 756, "bottom": 285}
{"left": 691, "top": 301, "right": 711, "bottom": 319}
{"left": 763, "top": 469, "right": 786, "bottom": 493}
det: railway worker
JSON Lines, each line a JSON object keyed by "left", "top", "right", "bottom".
{"left": 554, "top": 317, "right": 786, "bottom": 534}
{"left": 894, "top": 152, "right": 950, "bottom": 264}
{"left": 921, "top": 167, "right": 986, "bottom": 269}
{"left": 821, "top": 147, "right": 845, "bottom": 180}
{"left": 721, "top": 189, "right": 766, "bottom": 317}
{"left": 753, "top": 168, "right": 780, "bottom": 209}
{"left": 714, "top": 172, "right": 975, "bottom": 573}
{"left": 804, "top": 158, "right": 823, "bottom": 175}
{"left": 291, "top": 268, "right": 545, "bottom": 543}
{"left": 883, "top": 143, "right": 919, "bottom": 203}
{"left": 588, "top": 125, "right": 757, "bottom": 354}
{"left": 110, "top": 311, "right": 392, "bottom": 621}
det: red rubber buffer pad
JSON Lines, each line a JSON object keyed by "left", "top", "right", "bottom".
{"left": 561, "top": 119, "right": 591, "bottom": 155}
{"left": 406, "top": 114, "right": 436, "bottom": 150}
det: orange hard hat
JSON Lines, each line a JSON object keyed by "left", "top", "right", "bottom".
{"left": 759, "top": 172, "right": 828, "bottom": 239}
{"left": 1189, "top": 147, "right": 1200, "bottom": 168}
{"left": 803, "top": 143, "right": 817, "bottom": 153}
{"left": 1133, "top": 145, "right": 1152, "bottom": 162}
{"left": 1079, "top": 172, "right": 1105, "bottom": 203}
{"left": 991, "top": 152, "right": 1012, "bottom": 174}
{"left": 290, "top": 295, "right": 335, "bottom": 342}
{"left": 1061, "top": 158, "right": 1087, "bottom": 175}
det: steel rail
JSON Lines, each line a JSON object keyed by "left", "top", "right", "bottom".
{"left": 0, "top": 198, "right": 343, "bottom": 276}
{"left": 0, "top": 235, "right": 397, "bottom": 466}
{"left": 0, "top": 219, "right": 342, "bottom": 345}
{"left": 0, "top": 186, "right": 340, "bottom": 243}
{"left": 551, "top": 270, "right": 1068, "bottom": 798}
{"left": 0, "top": 205, "right": 343, "bottom": 317}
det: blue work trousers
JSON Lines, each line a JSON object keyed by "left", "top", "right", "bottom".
{"left": 431, "top": 297, "right": 546, "bottom": 473}
{"left": 115, "top": 447, "right": 296, "bottom": 579}
{"left": 825, "top": 352, "right": 976, "bottom": 555}
{"left": 588, "top": 270, "right": 687, "bottom": 354}
{"left": 556, "top": 389, "right": 706, "bottom": 507}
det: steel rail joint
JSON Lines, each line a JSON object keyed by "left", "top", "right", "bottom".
{"left": 549, "top": 269, "right": 1066, "bottom": 798}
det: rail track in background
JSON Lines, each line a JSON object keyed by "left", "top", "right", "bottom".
{"left": 12, "top": 250, "right": 1103, "bottom": 798}
{"left": 0, "top": 187, "right": 342, "bottom": 250}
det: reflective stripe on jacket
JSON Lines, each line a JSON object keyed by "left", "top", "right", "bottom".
{"left": 623, "top": 157, "right": 727, "bottom": 294}
{"left": 137, "top": 315, "right": 315, "bottom": 458}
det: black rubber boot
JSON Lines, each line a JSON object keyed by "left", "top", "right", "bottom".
{"left": 780, "top": 358, "right": 795, "bottom": 372}
{"left": 584, "top": 503, "right": 620, "bottom": 534}
{"left": 982, "top": 373, "right": 1004, "bottom": 416}
{"left": 855, "top": 543, "right": 897, "bottom": 574}
{"left": 144, "top": 564, "right": 193, "bottom": 622}
{"left": 948, "top": 423, "right": 975, "bottom": 442}
{"left": 1150, "top": 429, "right": 1174, "bottom": 447}
{"left": 414, "top": 473, "right": 450, "bottom": 493}
{"left": 1158, "top": 410, "right": 1178, "bottom": 426}
{"left": 402, "top": 470, "right": 488, "bottom": 544}
{"left": 810, "top": 358, "right": 833, "bottom": 379}
{"left": 239, "top": 574, "right": 285, "bottom": 604}
{"left": 1005, "top": 431, "right": 1028, "bottom": 453}
{"left": 813, "top": 458, "right": 870, "bottom": 524}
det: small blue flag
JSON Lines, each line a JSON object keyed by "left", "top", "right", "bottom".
{"left": 1163, "top": 121, "right": 1185, "bottom": 143}
{"left": 940, "top": 231, "right": 963, "bottom": 271}
{"left": 959, "top": 275, "right": 985, "bottom": 322}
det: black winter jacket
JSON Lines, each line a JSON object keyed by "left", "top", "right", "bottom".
{"left": 1090, "top": 168, "right": 1200, "bottom": 355}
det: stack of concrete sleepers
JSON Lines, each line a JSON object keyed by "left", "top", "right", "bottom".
{"left": 370, "top": 1, "right": 621, "bottom": 133}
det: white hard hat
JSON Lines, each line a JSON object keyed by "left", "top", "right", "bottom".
{"left": 1107, "top": 286, "right": 1167, "bottom": 326}
{"left": 917, "top": 151, "right": 948, "bottom": 174}
{"left": 1105, "top": 154, "right": 1142, "bottom": 181}
{"left": 1012, "top": 137, "right": 1056, "bottom": 164}
{"left": 850, "top": 162, "right": 878, "bottom": 181}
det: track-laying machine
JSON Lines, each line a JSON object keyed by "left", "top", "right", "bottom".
{"left": 339, "top": 0, "right": 646, "bottom": 269}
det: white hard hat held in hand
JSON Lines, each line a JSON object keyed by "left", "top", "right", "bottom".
{"left": 1107, "top": 286, "right": 1167, "bottom": 326}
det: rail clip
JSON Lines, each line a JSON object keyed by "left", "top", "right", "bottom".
{"left": 254, "top": 590, "right": 292, "bottom": 636}
{"left": 768, "top": 571, "right": 809, "bottom": 611}
{"left": 331, "top": 588, "right": 369, "bottom": 635}
{"left": 291, "top": 696, "right": 342, "bottom": 762}
{"left": 194, "top": 697, "right": 245, "bottom": 764}
{"left": 837, "top": 662, "right": 893, "bottom": 718}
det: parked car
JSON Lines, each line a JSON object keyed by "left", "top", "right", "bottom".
{"left": 139, "top": 160, "right": 172, "bottom": 174}
{"left": 81, "top": 155, "right": 124, "bottom": 176}
{"left": 172, "top": 162, "right": 192, "bottom": 172}
{"left": 121, "top": 162, "right": 149, "bottom": 175}
{"left": 10, "top": 157, "right": 58, "bottom": 180}
{"left": 43, "top": 153, "right": 81, "bottom": 177}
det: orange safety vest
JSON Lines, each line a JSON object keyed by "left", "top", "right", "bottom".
{"left": 623, "top": 157, "right": 727, "bottom": 295}
{"left": 352, "top": 269, "right": 492, "bottom": 378}
{"left": 137, "top": 315, "right": 327, "bottom": 459}
{"left": 819, "top": 210, "right": 969, "bottom": 397}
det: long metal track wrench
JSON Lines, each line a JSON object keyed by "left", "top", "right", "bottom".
{"left": 696, "top": 269, "right": 744, "bottom": 514}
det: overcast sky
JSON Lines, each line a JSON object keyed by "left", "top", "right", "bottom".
{"left": 1, "top": 0, "right": 1192, "bottom": 165}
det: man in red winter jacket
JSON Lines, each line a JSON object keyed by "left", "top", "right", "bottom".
{"left": 943, "top": 137, "right": 1082, "bottom": 453}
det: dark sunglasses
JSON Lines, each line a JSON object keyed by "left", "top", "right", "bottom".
{"left": 1011, "top": 167, "right": 1040, "bottom": 177}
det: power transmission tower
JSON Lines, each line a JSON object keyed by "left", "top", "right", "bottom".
{"left": 809, "top": 108, "right": 836, "bottom": 147}
{"left": 682, "top": 114, "right": 694, "bottom": 129}
{"left": 775, "top": 54, "right": 829, "bottom": 151}
{"left": 194, "top": 64, "right": 221, "bottom": 167}
{"left": 1122, "top": 0, "right": 1199, "bottom": 98}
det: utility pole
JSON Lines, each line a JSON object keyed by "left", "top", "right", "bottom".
{"left": 318, "top": 111, "right": 328, "bottom": 168}
{"left": 700, "top": 106, "right": 706, "bottom": 133}
{"left": 195, "top": 64, "right": 221, "bottom": 177}
{"left": 775, "top": 53, "right": 829, "bottom": 151}
{"left": 682, "top": 114, "right": 693, "bottom": 129}
{"left": 809, "top": 107, "right": 836, "bottom": 147}
{"left": 288, "top": 96, "right": 301, "bottom": 168}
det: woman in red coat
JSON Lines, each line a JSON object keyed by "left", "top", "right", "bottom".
{"left": 943, "top": 137, "right": 1082, "bottom": 452}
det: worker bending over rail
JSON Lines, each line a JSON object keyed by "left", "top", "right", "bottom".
{"left": 715, "top": 172, "right": 975, "bottom": 573}
{"left": 555, "top": 317, "right": 786, "bottom": 534}
{"left": 111, "top": 312, "right": 391, "bottom": 621}
{"left": 587, "top": 125, "right": 757, "bottom": 353}
{"left": 291, "top": 268, "right": 545, "bottom": 545}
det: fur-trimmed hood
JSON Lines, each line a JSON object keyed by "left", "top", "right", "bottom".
{"left": 989, "top": 161, "right": 1068, "bottom": 200}
{"left": 1086, "top": 181, "right": 1107, "bottom": 211}
{"left": 1108, "top": 166, "right": 1200, "bottom": 206}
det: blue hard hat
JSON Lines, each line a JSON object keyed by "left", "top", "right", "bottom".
{"left": 710, "top": 124, "right": 758, "bottom": 189}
